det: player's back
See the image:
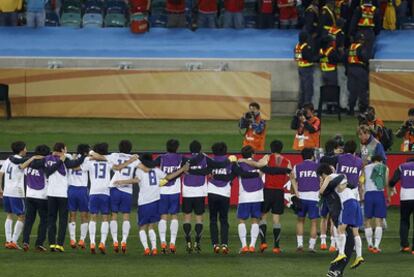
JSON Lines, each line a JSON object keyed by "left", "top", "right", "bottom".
{"left": 82, "top": 157, "right": 111, "bottom": 195}
{"left": 67, "top": 154, "right": 88, "bottom": 187}
{"left": 136, "top": 167, "right": 166, "bottom": 206}
{"left": 1, "top": 156, "right": 25, "bottom": 198}
{"left": 107, "top": 152, "right": 140, "bottom": 193}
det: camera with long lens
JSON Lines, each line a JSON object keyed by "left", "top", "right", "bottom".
{"left": 244, "top": 111, "right": 256, "bottom": 125}
{"left": 357, "top": 111, "right": 375, "bottom": 125}
{"left": 406, "top": 120, "right": 414, "bottom": 134}
{"left": 296, "top": 108, "right": 305, "bottom": 118}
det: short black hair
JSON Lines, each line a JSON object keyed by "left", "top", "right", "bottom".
{"left": 317, "top": 163, "right": 333, "bottom": 176}
{"left": 53, "top": 142, "right": 66, "bottom": 152}
{"left": 189, "top": 140, "right": 202, "bottom": 153}
{"left": 302, "top": 102, "right": 314, "bottom": 112}
{"left": 166, "top": 139, "right": 179, "bottom": 153}
{"left": 211, "top": 142, "right": 227, "bottom": 156}
{"left": 77, "top": 144, "right": 90, "bottom": 155}
{"left": 371, "top": 155, "right": 384, "bottom": 163}
{"left": 93, "top": 143, "right": 109, "bottom": 155}
{"left": 34, "top": 144, "right": 50, "bottom": 156}
{"left": 301, "top": 148, "right": 314, "bottom": 160}
{"left": 249, "top": 102, "right": 260, "bottom": 110}
{"left": 241, "top": 145, "right": 254, "bottom": 158}
{"left": 343, "top": 140, "right": 357, "bottom": 154}
{"left": 11, "top": 141, "right": 26, "bottom": 154}
{"left": 324, "top": 139, "right": 338, "bottom": 154}
{"left": 270, "top": 140, "right": 283, "bottom": 154}
{"left": 408, "top": 108, "right": 414, "bottom": 116}
{"left": 119, "top": 140, "right": 132, "bottom": 154}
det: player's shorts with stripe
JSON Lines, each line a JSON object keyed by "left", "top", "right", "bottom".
{"left": 182, "top": 196, "right": 205, "bottom": 215}
{"left": 110, "top": 188, "right": 132, "bottom": 214}
{"left": 68, "top": 186, "right": 89, "bottom": 212}
{"left": 319, "top": 199, "right": 330, "bottom": 217}
{"left": 364, "top": 191, "right": 387, "bottom": 219}
{"left": 138, "top": 200, "right": 160, "bottom": 226}
{"left": 89, "top": 194, "right": 110, "bottom": 215}
{"left": 262, "top": 188, "right": 284, "bottom": 214}
{"left": 297, "top": 199, "right": 320, "bottom": 219}
{"left": 159, "top": 193, "right": 180, "bottom": 215}
{"left": 237, "top": 202, "right": 262, "bottom": 220}
{"left": 339, "top": 199, "right": 363, "bottom": 227}
{"left": 3, "top": 196, "right": 25, "bottom": 215}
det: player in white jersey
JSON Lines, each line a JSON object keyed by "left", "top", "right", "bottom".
{"left": 114, "top": 154, "right": 189, "bottom": 256}
{"left": 320, "top": 172, "right": 364, "bottom": 269}
{"left": 82, "top": 143, "right": 137, "bottom": 254}
{"left": 105, "top": 140, "right": 141, "bottom": 254}
{"left": 0, "top": 142, "right": 29, "bottom": 249}
{"left": 67, "top": 144, "right": 91, "bottom": 249}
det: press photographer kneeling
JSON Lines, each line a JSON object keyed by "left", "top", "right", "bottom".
{"left": 239, "top": 102, "right": 266, "bottom": 151}
{"left": 291, "top": 103, "right": 321, "bottom": 151}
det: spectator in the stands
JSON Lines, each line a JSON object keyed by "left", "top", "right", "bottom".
{"left": 223, "top": 0, "right": 245, "bottom": 29}
{"left": 320, "top": 0, "right": 336, "bottom": 37}
{"left": 26, "top": 0, "right": 47, "bottom": 27}
{"left": 196, "top": 0, "right": 218, "bottom": 28}
{"left": 303, "top": 0, "right": 320, "bottom": 49}
{"left": 130, "top": 0, "right": 151, "bottom": 13}
{"left": 383, "top": 0, "right": 400, "bottom": 30}
{"left": 166, "top": 0, "right": 187, "bottom": 28}
{"left": 257, "top": 0, "right": 276, "bottom": 29}
{"left": 0, "top": 0, "right": 23, "bottom": 26}
{"left": 277, "top": 0, "right": 298, "bottom": 29}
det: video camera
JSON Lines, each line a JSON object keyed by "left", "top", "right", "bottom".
{"left": 296, "top": 108, "right": 305, "bottom": 118}
{"left": 357, "top": 110, "right": 375, "bottom": 125}
{"left": 405, "top": 120, "right": 414, "bottom": 134}
{"left": 243, "top": 111, "right": 256, "bottom": 125}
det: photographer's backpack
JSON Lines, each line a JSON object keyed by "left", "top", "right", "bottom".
{"left": 380, "top": 127, "right": 394, "bottom": 151}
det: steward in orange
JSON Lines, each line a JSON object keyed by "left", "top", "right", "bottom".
{"left": 295, "top": 31, "right": 315, "bottom": 108}
{"left": 396, "top": 108, "right": 414, "bottom": 152}
{"left": 291, "top": 103, "right": 321, "bottom": 151}
{"left": 320, "top": 0, "right": 336, "bottom": 37}
{"left": 239, "top": 102, "right": 267, "bottom": 151}
{"left": 327, "top": 17, "right": 345, "bottom": 55}
{"left": 319, "top": 36, "right": 341, "bottom": 86}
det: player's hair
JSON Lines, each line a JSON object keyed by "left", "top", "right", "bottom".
{"left": 53, "top": 142, "right": 66, "bottom": 152}
{"left": 166, "top": 139, "right": 179, "bottom": 153}
{"left": 212, "top": 142, "right": 227, "bottom": 156}
{"left": 324, "top": 139, "right": 338, "bottom": 154}
{"left": 302, "top": 102, "right": 314, "bottom": 112}
{"left": 343, "top": 140, "right": 357, "bottom": 154}
{"left": 249, "top": 102, "right": 260, "bottom": 110}
{"left": 34, "top": 144, "right": 51, "bottom": 156}
{"left": 77, "top": 144, "right": 90, "bottom": 155}
{"left": 190, "top": 140, "right": 202, "bottom": 153}
{"left": 301, "top": 148, "right": 314, "bottom": 160}
{"left": 317, "top": 163, "right": 333, "bottom": 176}
{"left": 119, "top": 140, "right": 132, "bottom": 154}
{"left": 371, "top": 155, "right": 384, "bottom": 163}
{"left": 93, "top": 143, "right": 109, "bottom": 155}
{"left": 357, "top": 125, "right": 370, "bottom": 135}
{"left": 270, "top": 140, "right": 283, "bottom": 154}
{"left": 241, "top": 145, "right": 254, "bottom": 158}
{"left": 408, "top": 108, "right": 414, "bottom": 116}
{"left": 11, "top": 141, "right": 26, "bottom": 154}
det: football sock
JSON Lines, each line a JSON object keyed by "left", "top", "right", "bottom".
{"left": 12, "top": 220, "right": 24, "bottom": 243}
{"left": 183, "top": 222, "right": 191, "bottom": 243}
{"left": 355, "top": 235, "right": 362, "bottom": 257}
{"left": 139, "top": 230, "right": 149, "bottom": 249}
{"left": 309, "top": 238, "right": 316, "bottom": 250}
{"left": 170, "top": 219, "right": 179, "bottom": 245}
{"left": 273, "top": 223, "right": 281, "bottom": 248}
{"left": 364, "top": 227, "right": 373, "bottom": 247}
{"left": 259, "top": 220, "right": 267, "bottom": 244}
{"left": 149, "top": 229, "right": 157, "bottom": 250}
{"left": 110, "top": 220, "right": 118, "bottom": 243}
{"left": 69, "top": 222, "right": 76, "bottom": 241}
{"left": 320, "top": 234, "right": 327, "bottom": 245}
{"left": 238, "top": 223, "right": 247, "bottom": 248}
{"left": 80, "top": 223, "right": 88, "bottom": 241}
{"left": 100, "top": 221, "right": 109, "bottom": 244}
{"left": 158, "top": 219, "right": 167, "bottom": 243}
{"left": 337, "top": 234, "right": 346, "bottom": 255}
{"left": 330, "top": 236, "right": 336, "bottom": 248}
{"left": 250, "top": 223, "right": 259, "bottom": 248}
{"left": 374, "top": 227, "right": 383, "bottom": 249}
{"left": 89, "top": 221, "right": 96, "bottom": 245}
{"left": 195, "top": 223, "right": 203, "bottom": 244}
{"left": 122, "top": 221, "right": 131, "bottom": 243}
{"left": 5, "top": 218, "right": 13, "bottom": 242}
{"left": 297, "top": 235, "right": 304, "bottom": 248}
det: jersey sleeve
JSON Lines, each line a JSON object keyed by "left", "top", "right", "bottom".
{"left": 292, "top": 165, "right": 297, "bottom": 179}
{"left": 155, "top": 168, "right": 167, "bottom": 180}
{"left": 105, "top": 153, "right": 118, "bottom": 165}
{"left": 0, "top": 159, "right": 9, "bottom": 173}
{"left": 80, "top": 158, "right": 91, "bottom": 172}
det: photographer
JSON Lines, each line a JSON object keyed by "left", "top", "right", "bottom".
{"left": 239, "top": 102, "right": 266, "bottom": 151}
{"left": 291, "top": 103, "right": 321, "bottom": 151}
{"left": 396, "top": 108, "right": 414, "bottom": 152}
{"left": 357, "top": 106, "right": 384, "bottom": 140}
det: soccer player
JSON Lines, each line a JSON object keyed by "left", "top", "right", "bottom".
{"left": 181, "top": 140, "right": 208, "bottom": 254}
{"left": 0, "top": 141, "right": 29, "bottom": 249}
{"left": 290, "top": 148, "right": 320, "bottom": 252}
{"left": 82, "top": 143, "right": 137, "bottom": 254}
{"left": 362, "top": 155, "right": 389, "bottom": 253}
{"left": 106, "top": 140, "right": 140, "bottom": 254}
{"left": 114, "top": 154, "right": 189, "bottom": 256}
{"left": 67, "top": 144, "right": 90, "bottom": 249}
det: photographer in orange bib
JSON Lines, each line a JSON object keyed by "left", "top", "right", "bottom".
{"left": 239, "top": 102, "right": 267, "bottom": 152}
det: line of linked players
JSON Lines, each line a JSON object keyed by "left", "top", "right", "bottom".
{"left": 0, "top": 138, "right": 413, "bottom": 271}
